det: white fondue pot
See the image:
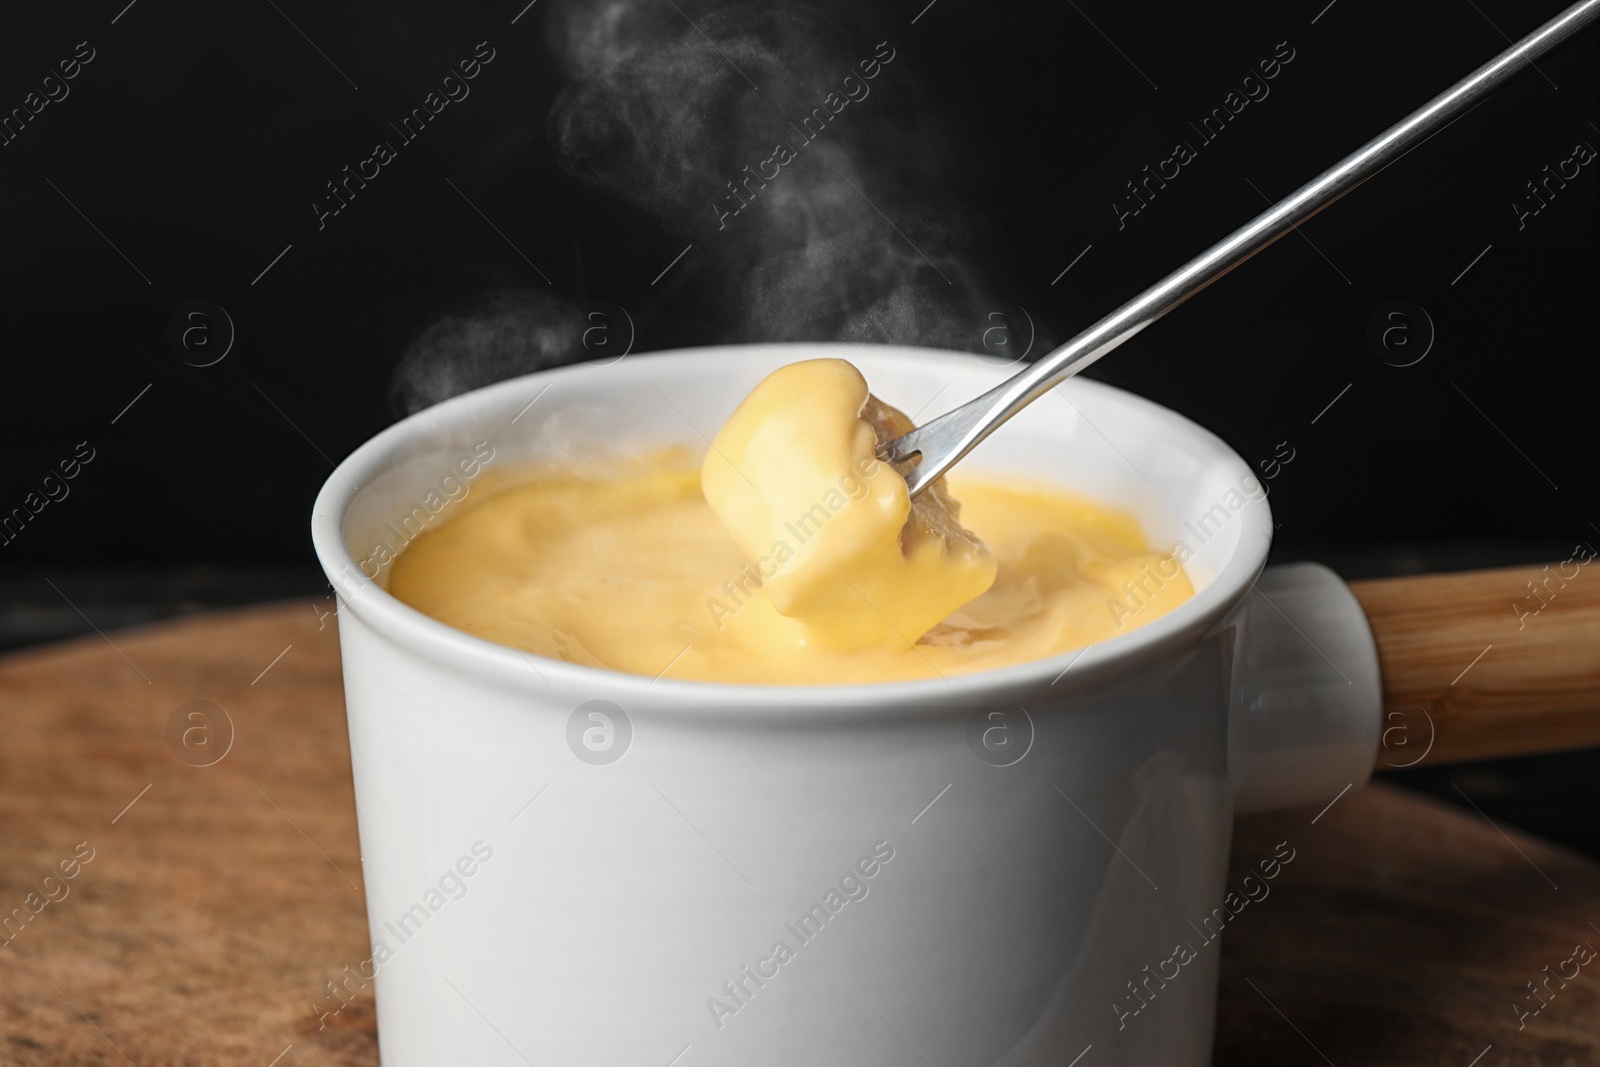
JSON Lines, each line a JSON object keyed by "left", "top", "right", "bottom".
{"left": 312, "top": 343, "right": 1382, "bottom": 1066}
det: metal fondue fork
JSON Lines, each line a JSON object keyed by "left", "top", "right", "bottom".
{"left": 882, "top": 0, "right": 1598, "bottom": 496}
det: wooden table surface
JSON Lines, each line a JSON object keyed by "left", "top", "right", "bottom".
{"left": 1, "top": 603, "right": 1596, "bottom": 1066}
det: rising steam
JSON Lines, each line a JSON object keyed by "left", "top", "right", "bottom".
{"left": 393, "top": 0, "right": 1004, "bottom": 414}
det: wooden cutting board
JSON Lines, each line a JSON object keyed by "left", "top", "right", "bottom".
{"left": 0, "top": 602, "right": 1595, "bottom": 1065}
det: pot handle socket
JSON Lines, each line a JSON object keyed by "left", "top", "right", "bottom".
{"left": 1230, "top": 563, "right": 1383, "bottom": 814}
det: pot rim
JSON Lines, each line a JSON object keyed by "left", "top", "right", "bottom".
{"left": 311, "top": 342, "right": 1272, "bottom": 712}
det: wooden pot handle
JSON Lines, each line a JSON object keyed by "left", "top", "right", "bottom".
{"left": 1348, "top": 563, "right": 1600, "bottom": 769}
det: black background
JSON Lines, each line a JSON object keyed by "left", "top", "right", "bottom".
{"left": 1, "top": 2, "right": 1596, "bottom": 846}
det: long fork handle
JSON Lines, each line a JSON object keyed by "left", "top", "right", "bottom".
{"left": 885, "top": 0, "right": 1600, "bottom": 496}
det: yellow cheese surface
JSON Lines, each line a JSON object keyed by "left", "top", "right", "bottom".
{"left": 387, "top": 361, "right": 1193, "bottom": 684}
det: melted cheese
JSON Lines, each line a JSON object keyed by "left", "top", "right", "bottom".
{"left": 387, "top": 360, "right": 1193, "bottom": 684}
{"left": 700, "top": 359, "right": 997, "bottom": 650}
